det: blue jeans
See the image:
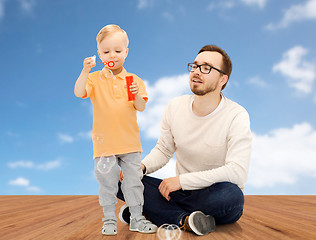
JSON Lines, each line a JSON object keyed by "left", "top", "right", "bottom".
{"left": 117, "top": 175, "right": 244, "bottom": 226}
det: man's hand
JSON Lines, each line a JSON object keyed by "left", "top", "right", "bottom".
{"left": 158, "top": 176, "right": 181, "bottom": 201}
{"left": 119, "top": 163, "right": 146, "bottom": 183}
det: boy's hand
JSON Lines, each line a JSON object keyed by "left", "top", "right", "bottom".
{"left": 83, "top": 56, "right": 96, "bottom": 73}
{"left": 129, "top": 82, "right": 139, "bottom": 96}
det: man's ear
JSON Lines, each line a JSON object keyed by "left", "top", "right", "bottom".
{"left": 220, "top": 74, "right": 228, "bottom": 87}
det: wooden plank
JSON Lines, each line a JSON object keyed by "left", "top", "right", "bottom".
{"left": 0, "top": 196, "right": 315, "bottom": 240}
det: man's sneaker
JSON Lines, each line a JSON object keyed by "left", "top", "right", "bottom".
{"left": 129, "top": 215, "right": 157, "bottom": 233}
{"left": 181, "top": 211, "right": 215, "bottom": 236}
{"left": 118, "top": 204, "right": 130, "bottom": 224}
{"left": 101, "top": 218, "right": 117, "bottom": 235}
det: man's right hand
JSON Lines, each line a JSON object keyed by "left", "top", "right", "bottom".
{"left": 119, "top": 163, "right": 146, "bottom": 183}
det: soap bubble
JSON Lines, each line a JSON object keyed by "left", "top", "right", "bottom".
{"left": 157, "top": 224, "right": 181, "bottom": 240}
{"left": 97, "top": 154, "right": 116, "bottom": 174}
{"left": 92, "top": 133, "right": 104, "bottom": 144}
{"left": 99, "top": 68, "right": 113, "bottom": 81}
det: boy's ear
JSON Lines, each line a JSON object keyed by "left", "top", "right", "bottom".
{"left": 97, "top": 50, "right": 101, "bottom": 58}
{"left": 125, "top": 48, "right": 129, "bottom": 58}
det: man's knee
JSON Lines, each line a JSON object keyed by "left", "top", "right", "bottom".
{"left": 209, "top": 182, "right": 244, "bottom": 204}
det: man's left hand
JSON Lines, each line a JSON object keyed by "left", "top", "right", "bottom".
{"left": 158, "top": 176, "right": 181, "bottom": 201}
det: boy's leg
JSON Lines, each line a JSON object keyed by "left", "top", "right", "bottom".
{"left": 117, "top": 175, "right": 190, "bottom": 226}
{"left": 118, "top": 153, "right": 157, "bottom": 233}
{"left": 94, "top": 157, "right": 120, "bottom": 218}
{"left": 118, "top": 152, "right": 144, "bottom": 218}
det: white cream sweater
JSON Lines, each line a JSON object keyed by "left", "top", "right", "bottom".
{"left": 142, "top": 94, "right": 252, "bottom": 191}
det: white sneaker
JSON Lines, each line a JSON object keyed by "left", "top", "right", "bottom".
{"left": 129, "top": 215, "right": 157, "bottom": 233}
{"left": 188, "top": 211, "right": 215, "bottom": 235}
{"left": 101, "top": 218, "right": 117, "bottom": 235}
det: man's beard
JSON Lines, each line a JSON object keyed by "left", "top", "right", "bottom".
{"left": 191, "top": 81, "right": 218, "bottom": 96}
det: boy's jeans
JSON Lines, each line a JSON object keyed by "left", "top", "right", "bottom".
{"left": 117, "top": 175, "right": 244, "bottom": 226}
{"left": 95, "top": 152, "right": 144, "bottom": 209}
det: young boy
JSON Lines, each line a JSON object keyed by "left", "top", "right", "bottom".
{"left": 74, "top": 24, "right": 157, "bottom": 235}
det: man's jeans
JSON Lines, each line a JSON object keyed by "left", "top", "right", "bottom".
{"left": 117, "top": 175, "right": 244, "bottom": 226}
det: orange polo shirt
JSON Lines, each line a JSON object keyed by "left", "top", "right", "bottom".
{"left": 82, "top": 67, "right": 148, "bottom": 158}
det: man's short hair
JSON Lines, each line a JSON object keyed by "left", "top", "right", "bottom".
{"left": 198, "top": 45, "right": 232, "bottom": 90}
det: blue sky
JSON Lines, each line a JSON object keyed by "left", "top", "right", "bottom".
{"left": 1, "top": 0, "right": 316, "bottom": 195}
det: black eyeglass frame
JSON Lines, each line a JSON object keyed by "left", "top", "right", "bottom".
{"left": 187, "top": 63, "right": 226, "bottom": 75}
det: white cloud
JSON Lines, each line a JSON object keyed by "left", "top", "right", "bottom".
{"left": 162, "top": 12, "right": 174, "bottom": 21}
{"left": 9, "top": 177, "right": 30, "bottom": 186}
{"left": 208, "top": 0, "right": 266, "bottom": 11}
{"left": 266, "top": 0, "right": 316, "bottom": 30}
{"left": 78, "top": 130, "right": 92, "bottom": 140}
{"left": 9, "top": 177, "right": 41, "bottom": 192}
{"left": 248, "top": 122, "right": 316, "bottom": 188}
{"left": 8, "top": 161, "right": 34, "bottom": 168}
{"left": 208, "top": 1, "right": 235, "bottom": 11}
{"left": 138, "top": 73, "right": 191, "bottom": 139}
{"left": 7, "top": 131, "right": 21, "bottom": 138}
{"left": 37, "top": 160, "right": 61, "bottom": 170}
{"left": 26, "top": 186, "right": 41, "bottom": 192}
{"left": 137, "top": 0, "right": 154, "bottom": 9}
{"left": 273, "top": 46, "right": 315, "bottom": 94}
{"left": 8, "top": 159, "right": 61, "bottom": 170}
{"left": 221, "top": 0, "right": 236, "bottom": 9}
{"left": 58, "top": 133, "right": 74, "bottom": 144}
{"left": 78, "top": 75, "right": 190, "bottom": 141}
{"left": 0, "top": 0, "right": 6, "bottom": 19}
{"left": 248, "top": 76, "right": 267, "bottom": 87}
{"left": 148, "top": 158, "right": 177, "bottom": 179}
{"left": 19, "top": 0, "right": 36, "bottom": 14}
{"left": 240, "top": 0, "right": 267, "bottom": 8}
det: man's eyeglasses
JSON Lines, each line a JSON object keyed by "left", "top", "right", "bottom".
{"left": 187, "top": 63, "right": 226, "bottom": 75}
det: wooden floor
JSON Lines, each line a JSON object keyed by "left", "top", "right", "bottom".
{"left": 0, "top": 196, "right": 315, "bottom": 240}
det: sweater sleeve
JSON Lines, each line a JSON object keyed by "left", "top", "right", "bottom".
{"left": 142, "top": 102, "right": 176, "bottom": 174}
{"left": 179, "top": 111, "right": 252, "bottom": 190}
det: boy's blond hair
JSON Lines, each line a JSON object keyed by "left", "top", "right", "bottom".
{"left": 96, "top": 24, "right": 129, "bottom": 47}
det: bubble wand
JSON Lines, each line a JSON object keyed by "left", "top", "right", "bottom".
{"left": 90, "top": 55, "right": 115, "bottom": 79}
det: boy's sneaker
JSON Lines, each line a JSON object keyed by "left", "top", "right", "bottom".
{"left": 118, "top": 204, "right": 130, "bottom": 224}
{"left": 129, "top": 215, "right": 157, "bottom": 233}
{"left": 180, "top": 211, "right": 215, "bottom": 236}
{"left": 101, "top": 218, "right": 117, "bottom": 235}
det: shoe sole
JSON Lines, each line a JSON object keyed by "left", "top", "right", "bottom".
{"left": 129, "top": 227, "right": 157, "bottom": 233}
{"left": 188, "top": 211, "right": 215, "bottom": 235}
{"left": 118, "top": 204, "right": 129, "bottom": 225}
{"left": 102, "top": 232, "right": 117, "bottom": 236}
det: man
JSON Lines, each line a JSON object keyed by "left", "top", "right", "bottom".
{"left": 117, "top": 45, "right": 252, "bottom": 236}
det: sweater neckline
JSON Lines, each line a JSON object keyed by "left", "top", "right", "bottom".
{"left": 189, "top": 93, "right": 226, "bottom": 119}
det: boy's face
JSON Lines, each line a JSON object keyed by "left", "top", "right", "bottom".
{"left": 97, "top": 32, "right": 129, "bottom": 71}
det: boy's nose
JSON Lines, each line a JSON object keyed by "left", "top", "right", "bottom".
{"left": 109, "top": 52, "right": 116, "bottom": 58}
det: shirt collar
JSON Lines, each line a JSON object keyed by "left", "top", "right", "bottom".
{"left": 101, "top": 67, "right": 129, "bottom": 80}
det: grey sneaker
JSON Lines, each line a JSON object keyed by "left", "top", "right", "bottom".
{"left": 187, "top": 211, "right": 215, "bottom": 235}
{"left": 129, "top": 215, "right": 157, "bottom": 233}
{"left": 118, "top": 204, "right": 130, "bottom": 225}
{"left": 101, "top": 218, "right": 117, "bottom": 235}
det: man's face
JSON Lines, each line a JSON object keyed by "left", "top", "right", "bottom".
{"left": 189, "top": 51, "right": 226, "bottom": 96}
